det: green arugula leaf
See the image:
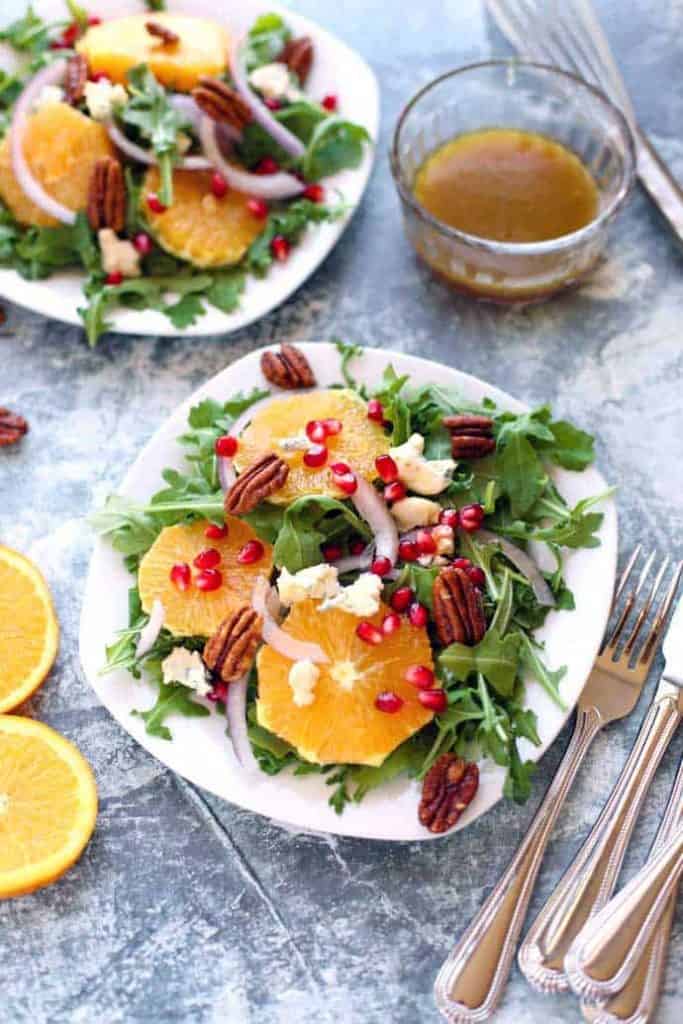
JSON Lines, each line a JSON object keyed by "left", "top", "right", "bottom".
{"left": 246, "top": 199, "right": 346, "bottom": 276}
{"left": 243, "top": 503, "right": 285, "bottom": 544}
{"left": 132, "top": 671, "right": 210, "bottom": 741}
{"left": 273, "top": 495, "right": 371, "bottom": 572}
{"left": 542, "top": 420, "right": 596, "bottom": 471}
{"left": 495, "top": 405, "right": 555, "bottom": 447}
{"left": 0, "top": 7, "right": 51, "bottom": 54}
{"left": 334, "top": 338, "right": 364, "bottom": 391}
{"left": 518, "top": 633, "right": 567, "bottom": 709}
{"left": 302, "top": 116, "right": 371, "bottom": 181}
{"left": 244, "top": 12, "right": 291, "bottom": 72}
{"left": 500, "top": 434, "right": 545, "bottom": 517}
{"left": 351, "top": 736, "right": 430, "bottom": 801}
{"left": 389, "top": 564, "right": 440, "bottom": 610}
{"left": 238, "top": 101, "right": 326, "bottom": 169}
{"left": 503, "top": 739, "right": 536, "bottom": 804}
{"left": 121, "top": 65, "right": 189, "bottom": 205}
{"left": 205, "top": 268, "right": 246, "bottom": 314}
{"left": 65, "top": 0, "right": 88, "bottom": 30}
{"left": 89, "top": 495, "right": 161, "bottom": 559}
{"left": 371, "top": 364, "right": 410, "bottom": 443}
{"left": 439, "top": 630, "right": 522, "bottom": 698}
{"left": 164, "top": 293, "right": 205, "bottom": 328}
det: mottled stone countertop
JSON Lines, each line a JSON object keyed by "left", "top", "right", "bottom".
{"left": 2, "top": 0, "right": 683, "bottom": 1021}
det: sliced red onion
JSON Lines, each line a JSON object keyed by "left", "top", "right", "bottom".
{"left": 333, "top": 544, "right": 374, "bottom": 575}
{"left": 476, "top": 529, "right": 555, "bottom": 607}
{"left": 349, "top": 475, "right": 399, "bottom": 566}
{"left": 252, "top": 576, "right": 328, "bottom": 663}
{"left": 199, "top": 115, "right": 304, "bottom": 199}
{"left": 217, "top": 456, "right": 236, "bottom": 494}
{"left": 105, "top": 118, "right": 211, "bottom": 170}
{"left": 136, "top": 599, "right": 165, "bottom": 658}
{"left": 10, "top": 60, "right": 77, "bottom": 225}
{"left": 226, "top": 672, "right": 259, "bottom": 772}
{"left": 230, "top": 35, "right": 305, "bottom": 160}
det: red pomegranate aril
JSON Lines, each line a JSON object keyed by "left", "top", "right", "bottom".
{"left": 366, "top": 398, "right": 384, "bottom": 422}
{"left": 375, "top": 691, "right": 404, "bottom": 714}
{"left": 146, "top": 192, "right": 167, "bottom": 214}
{"left": 247, "top": 197, "right": 268, "bottom": 218}
{"left": 89, "top": 71, "right": 109, "bottom": 82}
{"left": 170, "top": 562, "right": 191, "bottom": 591}
{"left": 439, "top": 508, "right": 460, "bottom": 528}
{"left": 255, "top": 156, "right": 280, "bottom": 174}
{"left": 215, "top": 435, "right": 238, "bottom": 457}
{"left": 50, "top": 40, "right": 69, "bottom": 49}
{"left": 303, "top": 443, "right": 328, "bottom": 468}
{"left": 349, "top": 538, "right": 366, "bottom": 555}
{"left": 306, "top": 419, "right": 327, "bottom": 443}
{"left": 321, "top": 94, "right": 338, "bottom": 111}
{"left": 303, "top": 183, "right": 325, "bottom": 203}
{"left": 271, "top": 234, "right": 291, "bottom": 261}
{"left": 460, "top": 503, "right": 485, "bottom": 532}
{"left": 384, "top": 481, "right": 406, "bottom": 503}
{"left": 416, "top": 529, "right": 437, "bottom": 555}
{"left": 381, "top": 612, "right": 401, "bottom": 636}
{"left": 390, "top": 586, "right": 414, "bottom": 613}
{"left": 62, "top": 22, "right": 80, "bottom": 46}
{"left": 211, "top": 171, "right": 228, "bottom": 198}
{"left": 356, "top": 621, "right": 383, "bottom": 646}
{"left": 207, "top": 681, "right": 228, "bottom": 702}
{"left": 87, "top": 14, "right": 102, "bottom": 25}
{"left": 321, "top": 542, "right": 343, "bottom": 562}
{"left": 467, "top": 566, "right": 486, "bottom": 588}
{"left": 375, "top": 454, "right": 398, "bottom": 483}
{"left": 408, "top": 602, "right": 428, "bottom": 628}
{"left": 418, "top": 689, "right": 448, "bottom": 713}
{"left": 193, "top": 547, "right": 221, "bottom": 570}
{"left": 330, "top": 461, "right": 351, "bottom": 475}
{"left": 133, "top": 232, "right": 152, "bottom": 255}
{"left": 105, "top": 271, "right": 123, "bottom": 286}
{"left": 237, "top": 539, "right": 264, "bottom": 565}
{"left": 334, "top": 472, "right": 357, "bottom": 495}
{"left": 371, "top": 556, "right": 392, "bottom": 577}
{"left": 405, "top": 665, "right": 435, "bottom": 690}
{"left": 452, "top": 557, "right": 472, "bottom": 571}
{"left": 322, "top": 417, "right": 342, "bottom": 436}
{"left": 264, "top": 97, "right": 281, "bottom": 110}
{"left": 205, "top": 523, "right": 228, "bottom": 540}
{"left": 196, "top": 568, "right": 223, "bottom": 591}
{"left": 398, "top": 539, "right": 419, "bottom": 562}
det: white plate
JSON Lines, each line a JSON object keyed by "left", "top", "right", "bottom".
{"left": 0, "top": 0, "right": 378, "bottom": 336}
{"left": 79, "top": 343, "right": 617, "bottom": 840}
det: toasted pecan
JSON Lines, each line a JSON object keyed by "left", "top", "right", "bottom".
{"left": 203, "top": 605, "right": 262, "bottom": 683}
{"left": 191, "top": 77, "right": 253, "bottom": 130}
{"left": 64, "top": 53, "right": 88, "bottom": 105}
{"left": 145, "top": 20, "right": 180, "bottom": 46}
{"left": 87, "top": 156, "right": 126, "bottom": 233}
{"left": 419, "top": 754, "right": 479, "bottom": 833}
{"left": 279, "top": 36, "right": 314, "bottom": 84}
{"left": 0, "top": 407, "right": 28, "bottom": 447}
{"left": 260, "top": 344, "right": 316, "bottom": 390}
{"left": 433, "top": 566, "right": 487, "bottom": 647}
{"left": 225, "top": 453, "right": 289, "bottom": 515}
{"left": 443, "top": 413, "right": 496, "bottom": 459}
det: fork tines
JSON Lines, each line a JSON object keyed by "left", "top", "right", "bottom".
{"left": 602, "top": 548, "right": 683, "bottom": 665}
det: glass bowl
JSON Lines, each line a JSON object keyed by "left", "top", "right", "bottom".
{"left": 390, "top": 60, "right": 636, "bottom": 302}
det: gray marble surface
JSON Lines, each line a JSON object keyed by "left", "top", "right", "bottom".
{"left": 2, "top": 1, "right": 683, "bottom": 1021}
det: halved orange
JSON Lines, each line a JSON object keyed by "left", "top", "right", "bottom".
{"left": 142, "top": 167, "right": 263, "bottom": 267}
{"left": 0, "top": 715, "right": 98, "bottom": 898}
{"left": 0, "top": 545, "right": 59, "bottom": 713}
{"left": 138, "top": 518, "right": 273, "bottom": 638}
{"left": 256, "top": 600, "right": 435, "bottom": 766}
{"left": 235, "top": 389, "right": 390, "bottom": 505}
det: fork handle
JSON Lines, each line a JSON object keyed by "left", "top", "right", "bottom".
{"left": 518, "top": 685, "right": 681, "bottom": 993}
{"left": 635, "top": 129, "right": 683, "bottom": 248}
{"left": 434, "top": 705, "right": 603, "bottom": 1023}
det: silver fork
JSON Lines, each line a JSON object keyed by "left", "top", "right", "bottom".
{"left": 434, "top": 550, "right": 675, "bottom": 1023}
{"left": 485, "top": 0, "right": 683, "bottom": 248}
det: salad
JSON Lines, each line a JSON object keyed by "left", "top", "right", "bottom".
{"left": 0, "top": 2, "right": 371, "bottom": 343}
{"left": 93, "top": 342, "right": 609, "bottom": 833}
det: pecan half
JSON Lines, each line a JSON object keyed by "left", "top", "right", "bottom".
{"left": 279, "top": 36, "right": 314, "bottom": 84}
{"left": 433, "top": 566, "right": 487, "bottom": 647}
{"left": 260, "top": 344, "right": 316, "bottom": 390}
{"left": 87, "top": 156, "right": 126, "bottom": 233}
{"left": 64, "top": 53, "right": 88, "bottom": 105}
{"left": 191, "top": 77, "right": 253, "bottom": 130}
{"left": 145, "top": 20, "right": 180, "bottom": 46}
{"left": 203, "top": 605, "right": 262, "bottom": 683}
{"left": 0, "top": 407, "right": 28, "bottom": 447}
{"left": 226, "top": 453, "right": 289, "bottom": 515}
{"left": 443, "top": 413, "right": 496, "bottom": 459}
{"left": 419, "top": 754, "right": 479, "bottom": 833}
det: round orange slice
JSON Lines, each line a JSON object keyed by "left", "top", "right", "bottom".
{"left": 138, "top": 518, "right": 273, "bottom": 637}
{"left": 234, "top": 389, "right": 390, "bottom": 505}
{"left": 0, "top": 545, "right": 59, "bottom": 713}
{"left": 256, "top": 600, "right": 435, "bottom": 766}
{"left": 0, "top": 715, "right": 98, "bottom": 899}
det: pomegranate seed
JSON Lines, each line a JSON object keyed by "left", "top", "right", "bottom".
{"left": 306, "top": 419, "right": 327, "bottom": 443}
{"left": 247, "top": 197, "right": 269, "bottom": 218}
{"left": 416, "top": 529, "right": 436, "bottom": 555}
{"left": 405, "top": 665, "right": 435, "bottom": 690}
{"left": 304, "top": 444, "right": 328, "bottom": 468}
{"left": 398, "top": 539, "right": 419, "bottom": 562}
{"left": 215, "top": 435, "right": 238, "bottom": 457}
{"left": 322, "top": 418, "right": 342, "bottom": 436}
{"left": 205, "top": 523, "right": 228, "bottom": 540}
{"left": 62, "top": 23, "right": 80, "bottom": 46}
{"left": 390, "top": 586, "right": 414, "bottom": 612}
{"left": 330, "top": 461, "right": 351, "bottom": 475}
{"left": 367, "top": 398, "right": 384, "bottom": 422}
{"left": 467, "top": 566, "right": 486, "bottom": 588}
{"left": 321, "top": 542, "right": 343, "bottom": 562}
{"left": 321, "top": 94, "right": 338, "bottom": 111}
{"left": 418, "top": 689, "right": 448, "bottom": 712}
{"left": 460, "top": 503, "right": 485, "bottom": 532}
{"left": 303, "top": 183, "right": 325, "bottom": 203}
{"left": 211, "top": 171, "right": 228, "bottom": 198}
{"left": 196, "top": 568, "right": 222, "bottom": 591}
{"left": 264, "top": 97, "right": 281, "bottom": 110}
{"left": 271, "top": 234, "right": 291, "bottom": 261}
{"left": 453, "top": 557, "right": 472, "bottom": 571}
{"left": 371, "top": 556, "right": 392, "bottom": 577}
{"left": 384, "top": 481, "right": 406, "bottom": 504}
{"left": 207, "top": 681, "right": 228, "bottom": 702}
{"left": 334, "top": 471, "right": 357, "bottom": 495}
{"left": 349, "top": 538, "right": 366, "bottom": 555}
{"left": 133, "top": 232, "right": 152, "bottom": 255}
{"left": 87, "top": 15, "right": 102, "bottom": 25}
{"left": 381, "top": 612, "right": 401, "bottom": 636}
{"left": 375, "top": 691, "right": 404, "bottom": 713}
{"left": 237, "top": 539, "right": 264, "bottom": 565}
{"left": 170, "top": 562, "right": 191, "bottom": 591}
{"left": 193, "top": 547, "right": 221, "bottom": 570}
{"left": 90, "top": 71, "right": 109, "bottom": 82}
{"left": 50, "top": 41, "right": 69, "bottom": 49}
{"left": 146, "top": 193, "right": 167, "bottom": 214}
{"left": 439, "top": 508, "right": 460, "bottom": 528}
{"left": 105, "top": 271, "right": 123, "bottom": 286}
{"left": 408, "top": 602, "right": 428, "bottom": 627}
{"left": 356, "top": 621, "right": 383, "bottom": 645}
{"left": 255, "top": 156, "right": 280, "bottom": 174}
{"left": 375, "top": 454, "right": 398, "bottom": 483}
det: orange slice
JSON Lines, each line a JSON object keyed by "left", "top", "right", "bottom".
{"left": 0, "top": 716, "right": 97, "bottom": 898}
{"left": 256, "top": 600, "right": 435, "bottom": 766}
{"left": 0, "top": 545, "right": 59, "bottom": 713}
{"left": 138, "top": 518, "right": 273, "bottom": 637}
{"left": 234, "top": 389, "right": 390, "bottom": 505}
{"left": 0, "top": 102, "right": 114, "bottom": 227}
{"left": 142, "top": 167, "right": 264, "bottom": 267}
